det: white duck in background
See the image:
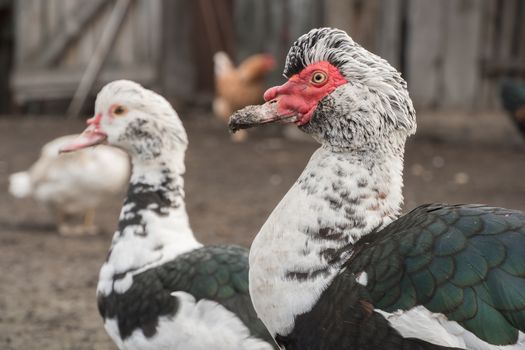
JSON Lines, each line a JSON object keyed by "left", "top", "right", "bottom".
{"left": 9, "top": 134, "right": 129, "bottom": 236}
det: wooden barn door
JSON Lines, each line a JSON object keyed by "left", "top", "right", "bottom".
{"left": 12, "top": 0, "right": 161, "bottom": 114}
{"left": 480, "top": 0, "right": 525, "bottom": 107}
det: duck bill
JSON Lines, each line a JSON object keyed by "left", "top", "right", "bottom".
{"left": 228, "top": 101, "right": 297, "bottom": 133}
{"left": 59, "top": 127, "right": 107, "bottom": 153}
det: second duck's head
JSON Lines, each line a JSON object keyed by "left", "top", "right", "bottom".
{"left": 61, "top": 80, "right": 188, "bottom": 166}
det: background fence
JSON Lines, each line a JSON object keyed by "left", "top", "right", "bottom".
{"left": 5, "top": 0, "right": 525, "bottom": 113}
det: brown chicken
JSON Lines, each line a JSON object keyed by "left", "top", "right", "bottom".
{"left": 213, "top": 51, "right": 275, "bottom": 141}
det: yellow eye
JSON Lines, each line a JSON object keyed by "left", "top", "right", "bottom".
{"left": 113, "top": 105, "right": 128, "bottom": 116}
{"left": 311, "top": 71, "right": 328, "bottom": 85}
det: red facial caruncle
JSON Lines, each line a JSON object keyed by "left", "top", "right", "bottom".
{"left": 59, "top": 112, "right": 108, "bottom": 153}
{"left": 87, "top": 112, "right": 103, "bottom": 130}
{"left": 263, "top": 61, "right": 347, "bottom": 126}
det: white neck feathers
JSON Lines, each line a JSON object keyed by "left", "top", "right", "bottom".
{"left": 97, "top": 154, "right": 201, "bottom": 296}
{"left": 249, "top": 145, "right": 404, "bottom": 336}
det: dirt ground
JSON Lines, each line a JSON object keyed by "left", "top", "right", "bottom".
{"left": 1, "top": 113, "right": 525, "bottom": 350}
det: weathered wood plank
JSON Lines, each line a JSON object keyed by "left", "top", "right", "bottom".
{"left": 67, "top": 0, "right": 132, "bottom": 117}
{"left": 406, "top": 0, "right": 445, "bottom": 109}
{"left": 12, "top": 65, "right": 156, "bottom": 102}
{"left": 15, "top": 0, "right": 44, "bottom": 63}
{"left": 441, "top": 0, "right": 483, "bottom": 110}
{"left": 35, "top": 0, "right": 110, "bottom": 67}
{"left": 235, "top": 0, "right": 274, "bottom": 62}
{"left": 518, "top": 0, "right": 525, "bottom": 62}
{"left": 159, "top": 0, "right": 196, "bottom": 102}
{"left": 46, "top": 0, "right": 59, "bottom": 36}
{"left": 479, "top": 0, "right": 498, "bottom": 109}
{"left": 498, "top": 0, "right": 517, "bottom": 61}
{"left": 324, "top": 0, "right": 352, "bottom": 36}
{"left": 260, "top": 0, "right": 286, "bottom": 84}
{"left": 13, "top": 0, "right": 162, "bottom": 107}
{"left": 133, "top": 0, "right": 149, "bottom": 62}
{"left": 375, "top": 0, "right": 403, "bottom": 70}
{"left": 351, "top": 0, "right": 380, "bottom": 51}
{"left": 289, "top": 0, "right": 324, "bottom": 42}
{"left": 113, "top": 0, "right": 134, "bottom": 66}
{"left": 235, "top": 0, "right": 323, "bottom": 85}
{"left": 146, "top": 0, "right": 162, "bottom": 65}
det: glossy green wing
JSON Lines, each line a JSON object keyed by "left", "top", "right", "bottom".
{"left": 348, "top": 204, "right": 525, "bottom": 346}
{"left": 157, "top": 244, "right": 275, "bottom": 345}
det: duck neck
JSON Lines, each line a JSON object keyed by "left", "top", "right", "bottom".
{"left": 255, "top": 142, "right": 406, "bottom": 270}
{"left": 98, "top": 153, "right": 201, "bottom": 295}
{"left": 122, "top": 155, "right": 187, "bottom": 228}
{"left": 305, "top": 143, "right": 405, "bottom": 244}
{"left": 249, "top": 143, "right": 406, "bottom": 336}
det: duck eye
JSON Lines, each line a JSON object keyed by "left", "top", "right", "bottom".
{"left": 311, "top": 71, "right": 328, "bottom": 85}
{"left": 113, "top": 105, "right": 127, "bottom": 116}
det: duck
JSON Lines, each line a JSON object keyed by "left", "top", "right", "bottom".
{"left": 9, "top": 134, "right": 129, "bottom": 236}
{"left": 229, "top": 28, "right": 525, "bottom": 349}
{"left": 60, "top": 80, "right": 275, "bottom": 350}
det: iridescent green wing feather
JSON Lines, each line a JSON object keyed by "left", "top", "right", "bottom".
{"left": 348, "top": 204, "right": 525, "bottom": 346}
{"left": 157, "top": 245, "right": 275, "bottom": 346}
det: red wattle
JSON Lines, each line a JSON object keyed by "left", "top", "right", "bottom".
{"left": 262, "top": 61, "right": 347, "bottom": 125}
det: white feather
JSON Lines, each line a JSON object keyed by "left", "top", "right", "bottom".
{"left": 104, "top": 291, "right": 273, "bottom": 350}
{"left": 376, "top": 306, "right": 525, "bottom": 349}
{"left": 8, "top": 171, "right": 31, "bottom": 198}
{"left": 355, "top": 271, "right": 368, "bottom": 286}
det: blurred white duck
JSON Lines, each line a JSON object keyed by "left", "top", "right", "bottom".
{"left": 9, "top": 134, "right": 129, "bottom": 236}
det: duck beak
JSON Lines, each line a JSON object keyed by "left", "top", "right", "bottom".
{"left": 59, "top": 114, "right": 108, "bottom": 153}
{"left": 228, "top": 101, "right": 297, "bottom": 133}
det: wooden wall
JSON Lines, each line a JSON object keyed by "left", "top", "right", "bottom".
{"left": 0, "top": 0, "right": 13, "bottom": 113}
{"left": 235, "top": 0, "right": 324, "bottom": 85}
{"left": 325, "top": 0, "right": 525, "bottom": 111}
{"left": 479, "top": 0, "right": 525, "bottom": 108}
{"left": 10, "top": 0, "right": 525, "bottom": 112}
{"left": 12, "top": 0, "right": 161, "bottom": 105}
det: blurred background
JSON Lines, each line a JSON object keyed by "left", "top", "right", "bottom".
{"left": 0, "top": 0, "right": 525, "bottom": 349}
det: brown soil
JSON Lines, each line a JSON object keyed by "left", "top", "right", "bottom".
{"left": 1, "top": 113, "right": 524, "bottom": 349}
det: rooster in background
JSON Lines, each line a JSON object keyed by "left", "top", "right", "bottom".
{"left": 213, "top": 52, "right": 275, "bottom": 141}
{"left": 501, "top": 79, "right": 525, "bottom": 140}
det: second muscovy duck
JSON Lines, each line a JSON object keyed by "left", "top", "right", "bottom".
{"left": 230, "top": 28, "right": 525, "bottom": 349}
{"left": 61, "top": 80, "right": 275, "bottom": 350}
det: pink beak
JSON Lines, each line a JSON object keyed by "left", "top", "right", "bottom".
{"left": 59, "top": 114, "right": 108, "bottom": 153}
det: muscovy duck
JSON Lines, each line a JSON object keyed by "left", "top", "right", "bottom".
{"left": 61, "top": 80, "right": 275, "bottom": 350}
{"left": 229, "top": 28, "right": 525, "bottom": 349}
{"left": 9, "top": 134, "right": 129, "bottom": 235}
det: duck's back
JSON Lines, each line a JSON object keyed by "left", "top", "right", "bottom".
{"left": 98, "top": 245, "right": 275, "bottom": 350}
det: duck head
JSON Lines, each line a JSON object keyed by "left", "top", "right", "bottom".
{"left": 61, "top": 80, "right": 188, "bottom": 167}
{"left": 229, "top": 28, "right": 417, "bottom": 151}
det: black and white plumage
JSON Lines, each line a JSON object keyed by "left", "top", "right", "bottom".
{"left": 229, "top": 28, "right": 525, "bottom": 349}
{"left": 61, "top": 80, "right": 275, "bottom": 350}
